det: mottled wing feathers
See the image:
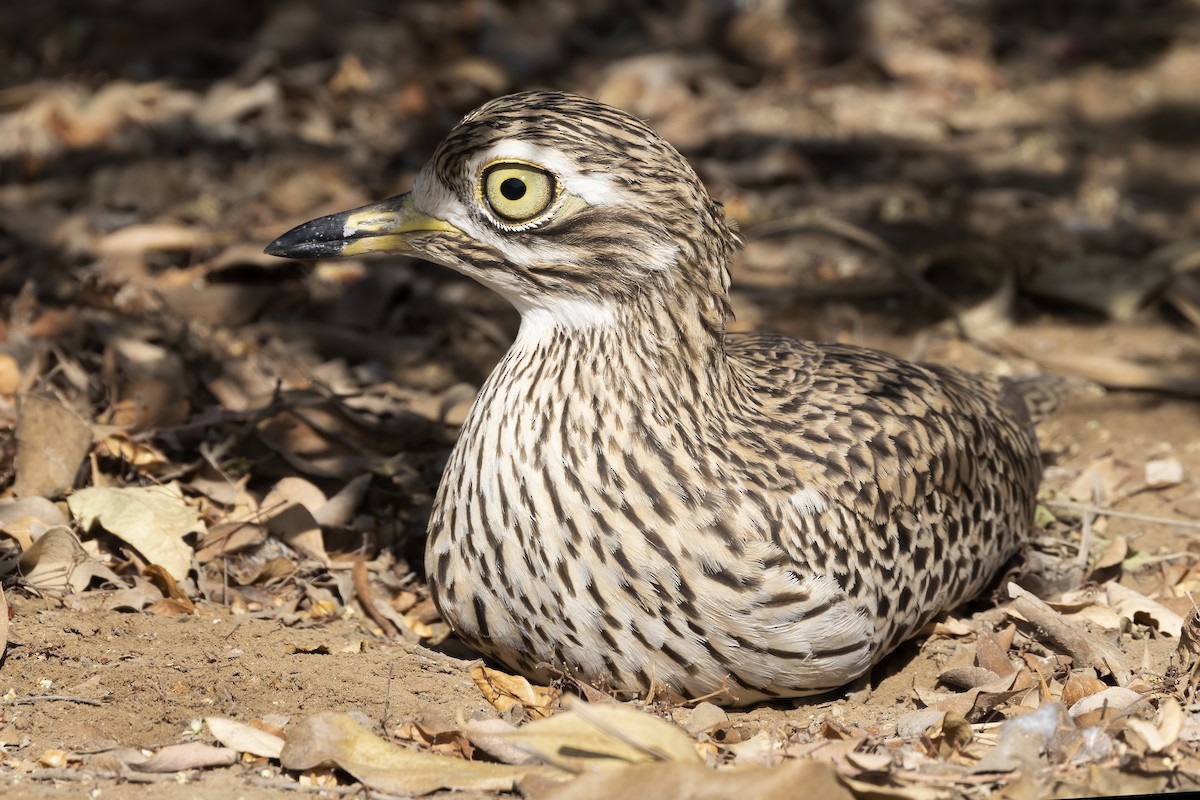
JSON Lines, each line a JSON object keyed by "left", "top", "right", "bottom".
{"left": 724, "top": 333, "right": 1040, "bottom": 656}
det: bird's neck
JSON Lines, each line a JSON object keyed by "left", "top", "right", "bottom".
{"left": 508, "top": 291, "right": 734, "bottom": 399}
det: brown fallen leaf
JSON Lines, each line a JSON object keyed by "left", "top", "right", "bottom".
{"left": 486, "top": 695, "right": 702, "bottom": 771}
{"left": 463, "top": 718, "right": 539, "bottom": 765}
{"left": 1105, "top": 581, "right": 1184, "bottom": 637}
{"left": 261, "top": 477, "right": 330, "bottom": 565}
{"left": 1068, "top": 687, "right": 1142, "bottom": 726}
{"left": 68, "top": 484, "right": 204, "bottom": 581}
{"left": 279, "top": 712, "right": 566, "bottom": 794}
{"left": 13, "top": 393, "right": 91, "bottom": 499}
{"left": 1122, "top": 697, "right": 1184, "bottom": 755}
{"left": 131, "top": 742, "right": 239, "bottom": 772}
{"left": 195, "top": 519, "right": 267, "bottom": 563}
{"left": 312, "top": 473, "right": 372, "bottom": 527}
{"left": 523, "top": 759, "right": 854, "bottom": 800}
{"left": 1061, "top": 672, "right": 1107, "bottom": 708}
{"left": 915, "top": 670, "right": 1029, "bottom": 722}
{"left": 975, "top": 629, "right": 1016, "bottom": 677}
{"left": 471, "top": 664, "right": 559, "bottom": 720}
{"left": 206, "top": 716, "right": 285, "bottom": 759}
{"left": 18, "top": 526, "right": 119, "bottom": 594}
{"left": 97, "top": 433, "right": 169, "bottom": 474}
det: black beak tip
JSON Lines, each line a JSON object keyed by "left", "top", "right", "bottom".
{"left": 264, "top": 213, "right": 351, "bottom": 260}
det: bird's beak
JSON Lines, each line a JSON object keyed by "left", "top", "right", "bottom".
{"left": 264, "top": 193, "right": 460, "bottom": 260}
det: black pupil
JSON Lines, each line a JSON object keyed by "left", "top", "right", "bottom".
{"left": 500, "top": 177, "right": 526, "bottom": 201}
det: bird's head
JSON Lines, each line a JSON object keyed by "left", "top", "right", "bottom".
{"left": 266, "top": 91, "right": 737, "bottom": 333}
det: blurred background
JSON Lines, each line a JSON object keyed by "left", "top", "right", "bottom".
{"left": 2, "top": 0, "right": 1200, "bottom": 563}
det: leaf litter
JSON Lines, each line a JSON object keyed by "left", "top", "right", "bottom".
{"left": 3, "top": 2, "right": 1200, "bottom": 799}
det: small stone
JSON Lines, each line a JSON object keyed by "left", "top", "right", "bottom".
{"left": 1145, "top": 458, "right": 1183, "bottom": 489}
{"left": 684, "top": 701, "right": 728, "bottom": 735}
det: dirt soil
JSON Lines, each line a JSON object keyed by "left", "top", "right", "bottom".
{"left": 3, "top": 2, "right": 1200, "bottom": 798}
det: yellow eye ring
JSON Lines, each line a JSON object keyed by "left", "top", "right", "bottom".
{"left": 481, "top": 162, "right": 557, "bottom": 224}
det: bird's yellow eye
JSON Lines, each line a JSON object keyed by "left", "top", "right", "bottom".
{"left": 482, "top": 162, "right": 556, "bottom": 224}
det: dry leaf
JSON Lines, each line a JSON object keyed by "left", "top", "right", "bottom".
{"left": 18, "top": 526, "right": 112, "bottom": 594}
{"left": 487, "top": 695, "right": 701, "bottom": 771}
{"left": 97, "top": 433, "right": 169, "bottom": 473}
{"left": 940, "top": 666, "right": 1002, "bottom": 690}
{"left": 1007, "top": 583, "right": 1130, "bottom": 682}
{"left": 975, "top": 630, "right": 1016, "bottom": 677}
{"left": 463, "top": 718, "right": 540, "bottom": 765}
{"left": 312, "top": 473, "right": 372, "bottom": 527}
{"left": 915, "top": 670, "right": 1029, "bottom": 722}
{"left": 195, "top": 520, "right": 267, "bottom": 562}
{"left": 1061, "top": 672, "right": 1107, "bottom": 708}
{"left": 1068, "top": 687, "right": 1142, "bottom": 724}
{"left": 1123, "top": 697, "right": 1184, "bottom": 754}
{"left": 1067, "top": 456, "right": 1133, "bottom": 505}
{"left": 0, "top": 496, "right": 67, "bottom": 551}
{"left": 262, "top": 477, "right": 330, "bottom": 564}
{"left": 279, "top": 712, "right": 565, "bottom": 794}
{"left": 13, "top": 393, "right": 91, "bottom": 499}
{"left": 131, "top": 742, "right": 239, "bottom": 772}
{"left": 471, "top": 664, "right": 559, "bottom": 720}
{"left": 1105, "top": 581, "right": 1185, "bottom": 637}
{"left": 68, "top": 484, "right": 203, "bottom": 580}
{"left": 524, "top": 759, "right": 854, "bottom": 800}
{"left": 206, "top": 716, "right": 285, "bottom": 759}
{"left": 97, "top": 222, "right": 208, "bottom": 256}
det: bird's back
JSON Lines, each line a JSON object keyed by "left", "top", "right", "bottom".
{"left": 724, "top": 332, "right": 1042, "bottom": 661}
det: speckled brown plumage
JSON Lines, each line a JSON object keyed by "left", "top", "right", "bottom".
{"left": 266, "top": 91, "right": 1048, "bottom": 705}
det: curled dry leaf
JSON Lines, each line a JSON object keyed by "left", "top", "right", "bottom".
{"left": 312, "top": 473, "right": 372, "bottom": 527}
{"left": 1122, "top": 697, "right": 1184, "bottom": 755}
{"left": 1068, "top": 687, "right": 1142, "bottom": 725}
{"left": 487, "top": 695, "right": 702, "bottom": 771}
{"left": 13, "top": 393, "right": 91, "bottom": 499}
{"left": 18, "top": 525, "right": 116, "bottom": 594}
{"left": 97, "top": 433, "right": 169, "bottom": 474}
{"left": 206, "top": 716, "right": 285, "bottom": 759}
{"left": 915, "top": 668, "right": 1031, "bottom": 722}
{"left": 1105, "top": 581, "right": 1184, "bottom": 637}
{"left": 1061, "top": 672, "right": 1107, "bottom": 708}
{"left": 975, "top": 629, "right": 1016, "bottom": 677}
{"left": 463, "top": 718, "right": 540, "bottom": 766}
{"left": 68, "top": 484, "right": 204, "bottom": 581}
{"left": 939, "top": 666, "right": 1002, "bottom": 691}
{"left": 280, "top": 711, "right": 566, "bottom": 794}
{"left": 131, "top": 741, "right": 239, "bottom": 772}
{"left": 471, "top": 664, "right": 559, "bottom": 720}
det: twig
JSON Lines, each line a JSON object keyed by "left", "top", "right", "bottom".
{"left": 1007, "top": 583, "right": 1129, "bottom": 683}
{"left": 352, "top": 555, "right": 400, "bottom": 639}
{"left": 1, "top": 695, "right": 101, "bottom": 707}
{"left": 29, "top": 768, "right": 118, "bottom": 782}
{"left": 248, "top": 777, "right": 365, "bottom": 795}
{"left": 1044, "top": 501, "right": 1200, "bottom": 531}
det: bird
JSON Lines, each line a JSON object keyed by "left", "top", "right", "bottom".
{"left": 266, "top": 90, "right": 1051, "bottom": 706}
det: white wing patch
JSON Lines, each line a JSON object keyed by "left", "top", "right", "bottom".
{"left": 789, "top": 487, "right": 828, "bottom": 515}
